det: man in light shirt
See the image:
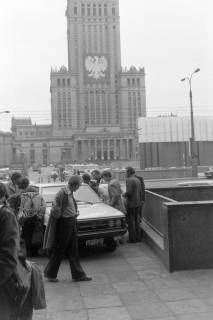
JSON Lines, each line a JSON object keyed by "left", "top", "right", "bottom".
{"left": 44, "top": 175, "right": 92, "bottom": 283}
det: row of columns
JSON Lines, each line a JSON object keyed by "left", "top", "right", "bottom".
{"left": 77, "top": 138, "right": 135, "bottom": 161}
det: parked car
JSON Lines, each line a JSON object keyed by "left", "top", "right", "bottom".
{"left": 204, "top": 170, "right": 213, "bottom": 179}
{"left": 176, "top": 180, "right": 213, "bottom": 187}
{"left": 32, "top": 183, "right": 127, "bottom": 251}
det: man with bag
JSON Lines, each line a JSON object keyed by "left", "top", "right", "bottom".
{"left": 44, "top": 175, "right": 92, "bottom": 283}
{"left": 9, "top": 178, "right": 46, "bottom": 257}
{"left": 0, "top": 182, "right": 20, "bottom": 319}
{"left": 0, "top": 182, "right": 33, "bottom": 319}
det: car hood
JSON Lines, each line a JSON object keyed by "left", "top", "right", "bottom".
{"left": 77, "top": 202, "right": 125, "bottom": 221}
{"left": 45, "top": 202, "right": 125, "bottom": 221}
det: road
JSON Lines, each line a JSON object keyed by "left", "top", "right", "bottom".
{"left": 33, "top": 241, "right": 213, "bottom": 320}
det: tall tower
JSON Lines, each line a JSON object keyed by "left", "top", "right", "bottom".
{"left": 66, "top": 0, "right": 121, "bottom": 128}
{"left": 50, "top": 0, "right": 146, "bottom": 163}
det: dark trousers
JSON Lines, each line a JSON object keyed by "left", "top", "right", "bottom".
{"left": 44, "top": 217, "right": 86, "bottom": 280}
{"left": 126, "top": 207, "right": 141, "bottom": 242}
{"left": 22, "top": 216, "right": 37, "bottom": 257}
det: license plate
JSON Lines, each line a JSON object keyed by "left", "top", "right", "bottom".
{"left": 86, "top": 239, "right": 104, "bottom": 247}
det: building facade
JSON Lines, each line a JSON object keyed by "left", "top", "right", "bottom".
{"left": 10, "top": 0, "right": 146, "bottom": 167}
{"left": 50, "top": 0, "right": 146, "bottom": 162}
{"left": 138, "top": 116, "right": 213, "bottom": 169}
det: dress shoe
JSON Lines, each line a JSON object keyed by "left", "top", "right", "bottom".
{"left": 73, "top": 276, "right": 92, "bottom": 282}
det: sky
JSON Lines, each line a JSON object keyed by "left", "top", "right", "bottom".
{"left": 0, "top": 0, "right": 213, "bottom": 132}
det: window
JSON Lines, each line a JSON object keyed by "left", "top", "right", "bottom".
{"left": 62, "top": 79, "right": 66, "bottom": 87}
{"left": 57, "top": 79, "right": 61, "bottom": 87}
{"left": 99, "top": 4, "right": 102, "bottom": 16}
{"left": 74, "top": 6, "right": 77, "bottom": 15}
{"left": 127, "top": 79, "right": 130, "bottom": 86}
{"left": 104, "top": 4, "right": 107, "bottom": 16}
{"left": 31, "top": 132, "right": 34, "bottom": 136}
{"left": 67, "top": 79, "right": 70, "bottom": 87}
{"left": 112, "top": 7, "right": 116, "bottom": 16}
{"left": 93, "top": 4, "right": 96, "bottom": 16}
{"left": 137, "top": 78, "right": 140, "bottom": 86}
{"left": 81, "top": 4, "right": 85, "bottom": 16}
{"left": 30, "top": 149, "right": 35, "bottom": 164}
{"left": 132, "top": 78, "right": 135, "bottom": 86}
{"left": 87, "top": 4, "right": 91, "bottom": 16}
{"left": 25, "top": 132, "right": 28, "bottom": 135}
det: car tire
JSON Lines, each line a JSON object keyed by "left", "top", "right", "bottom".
{"left": 104, "top": 238, "right": 117, "bottom": 252}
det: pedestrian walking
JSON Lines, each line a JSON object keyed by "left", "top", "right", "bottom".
{"left": 124, "top": 167, "right": 143, "bottom": 243}
{"left": 5, "top": 171, "right": 22, "bottom": 198}
{"left": 44, "top": 175, "right": 92, "bottom": 282}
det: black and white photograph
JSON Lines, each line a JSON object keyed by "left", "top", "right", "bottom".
{"left": 0, "top": 0, "right": 213, "bottom": 319}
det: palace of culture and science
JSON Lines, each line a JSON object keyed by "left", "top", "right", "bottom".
{"left": 10, "top": 0, "right": 146, "bottom": 167}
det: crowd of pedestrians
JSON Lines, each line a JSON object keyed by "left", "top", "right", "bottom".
{"left": 0, "top": 167, "right": 145, "bottom": 318}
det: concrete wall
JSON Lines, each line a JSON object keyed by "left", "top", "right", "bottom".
{"left": 142, "top": 187, "right": 213, "bottom": 271}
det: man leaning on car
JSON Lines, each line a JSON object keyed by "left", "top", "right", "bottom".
{"left": 44, "top": 175, "right": 92, "bottom": 283}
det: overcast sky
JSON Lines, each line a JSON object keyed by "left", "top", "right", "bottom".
{"left": 0, "top": 0, "right": 213, "bottom": 131}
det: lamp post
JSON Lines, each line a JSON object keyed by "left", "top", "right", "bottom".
{"left": 181, "top": 68, "right": 200, "bottom": 177}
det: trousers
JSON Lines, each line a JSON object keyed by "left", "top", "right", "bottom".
{"left": 44, "top": 217, "right": 85, "bottom": 280}
{"left": 126, "top": 207, "right": 142, "bottom": 242}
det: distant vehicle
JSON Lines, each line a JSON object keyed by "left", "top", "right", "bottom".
{"left": 32, "top": 183, "right": 127, "bottom": 251}
{"left": 176, "top": 180, "right": 213, "bottom": 187}
{"left": 204, "top": 170, "right": 213, "bottom": 179}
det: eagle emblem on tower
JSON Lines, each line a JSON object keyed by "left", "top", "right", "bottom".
{"left": 85, "top": 56, "right": 108, "bottom": 80}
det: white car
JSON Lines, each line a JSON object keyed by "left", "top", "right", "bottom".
{"left": 176, "top": 180, "right": 213, "bottom": 187}
{"left": 33, "top": 183, "right": 127, "bottom": 251}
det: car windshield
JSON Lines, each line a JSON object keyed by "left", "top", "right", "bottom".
{"left": 40, "top": 184, "right": 101, "bottom": 204}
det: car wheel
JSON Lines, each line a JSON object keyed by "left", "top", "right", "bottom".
{"left": 104, "top": 238, "right": 117, "bottom": 252}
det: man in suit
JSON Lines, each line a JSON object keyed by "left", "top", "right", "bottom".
{"left": 124, "top": 167, "right": 143, "bottom": 243}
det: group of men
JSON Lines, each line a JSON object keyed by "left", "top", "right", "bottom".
{"left": 82, "top": 167, "right": 145, "bottom": 243}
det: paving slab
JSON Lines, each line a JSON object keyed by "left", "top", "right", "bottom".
{"left": 126, "top": 302, "right": 173, "bottom": 319}
{"left": 84, "top": 294, "right": 122, "bottom": 308}
{"left": 88, "top": 307, "right": 131, "bottom": 320}
{"left": 166, "top": 299, "right": 212, "bottom": 315}
{"left": 32, "top": 243, "right": 213, "bottom": 320}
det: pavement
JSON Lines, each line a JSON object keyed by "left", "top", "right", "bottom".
{"left": 33, "top": 242, "right": 213, "bottom": 320}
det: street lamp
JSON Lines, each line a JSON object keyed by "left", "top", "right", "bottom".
{"left": 181, "top": 68, "right": 200, "bottom": 177}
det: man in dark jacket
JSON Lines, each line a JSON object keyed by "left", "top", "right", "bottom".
{"left": 0, "top": 182, "right": 20, "bottom": 319}
{"left": 124, "top": 167, "right": 143, "bottom": 243}
{"left": 44, "top": 175, "right": 92, "bottom": 282}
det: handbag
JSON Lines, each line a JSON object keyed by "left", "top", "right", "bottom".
{"left": 4, "top": 258, "right": 31, "bottom": 310}
{"left": 30, "top": 262, "right": 46, "bottom": 310}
